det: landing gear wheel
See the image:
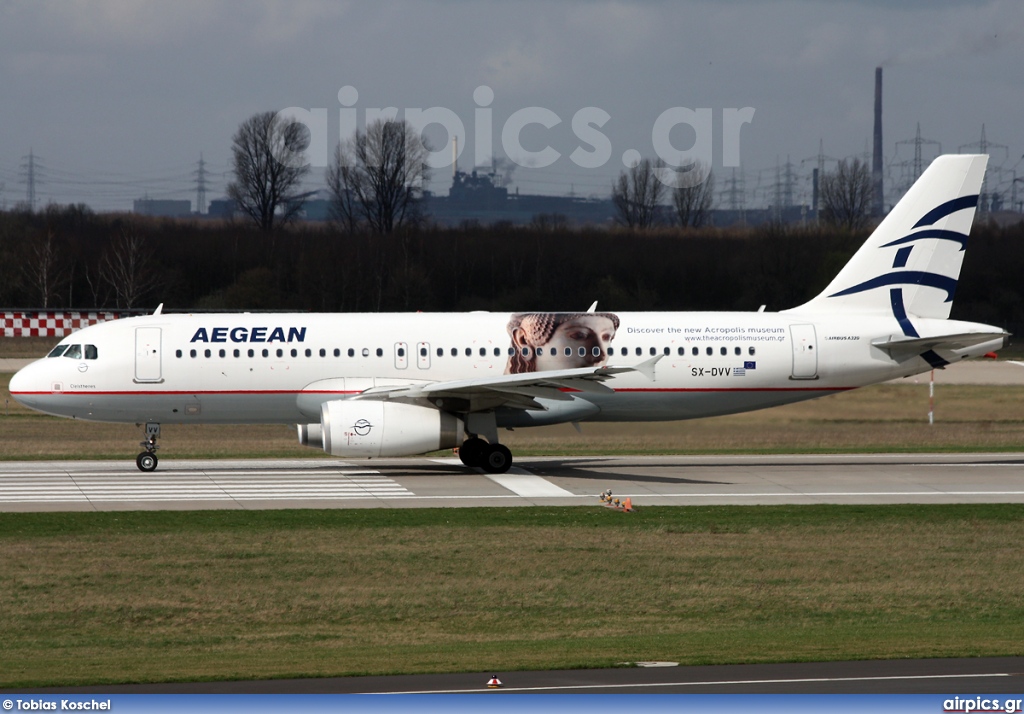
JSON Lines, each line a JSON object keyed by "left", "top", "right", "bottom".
{"left": 482, "top": 444, "right": 513, "bottom": 474}
{"left": 458, "top": 437, "right": 488, "bottom": 467}
{"left": 136, "top": 452, "right": 158, "bottom": 472}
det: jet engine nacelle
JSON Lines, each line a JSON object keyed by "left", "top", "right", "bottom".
{"left": 302, "top": 400, "right": 463, "bottom": 458}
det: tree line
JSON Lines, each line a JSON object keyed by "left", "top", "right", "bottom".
{"left": 1, "top": 204, "right": 1023, "bottom": 342}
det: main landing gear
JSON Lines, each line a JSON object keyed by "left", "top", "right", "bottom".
{"left": 458, "top": 436, "right": 513, "bottom": 474}
{"left": 136, "top": 422, "right": 160, "bottom": 472}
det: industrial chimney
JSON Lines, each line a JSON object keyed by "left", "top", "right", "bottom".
{"left": 872, "top": 67, "right": 884, "bottom": 217}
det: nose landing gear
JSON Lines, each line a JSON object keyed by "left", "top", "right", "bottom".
{"left": 136, "top": 422, "right": 160, "bottom": 472}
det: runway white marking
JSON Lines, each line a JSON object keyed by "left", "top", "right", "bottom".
{"left": 0, "top": 466, "right": 413, "bottom": 503}
{"left": 429, "top": 457, "right": 576, "bottom": 497}
{"left": 484, "top": 472, "right": 576, "bottom": 497}
{"left": 381, "top": 671, "right": 1010, "bottom": 694}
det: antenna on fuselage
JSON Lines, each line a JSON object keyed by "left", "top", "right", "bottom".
{"left": 153, "top": 303, "right": 164, "bottom": 315}
{"left": 587, "top": 301, "right": 598, "bottom": 313}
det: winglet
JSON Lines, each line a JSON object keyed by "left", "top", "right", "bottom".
{"left": 631, "top": 354, "right": 663, "bottom": 382}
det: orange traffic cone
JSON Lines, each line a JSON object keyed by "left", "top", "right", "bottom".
{"left": 487, "top": 675, "right": 503, "bottom": 688}
{"left": 623, "top": 497, "right": 633, "bottom": 512}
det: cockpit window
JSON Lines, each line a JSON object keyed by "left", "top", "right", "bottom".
{"left": 47, "top": 345, "right": 69, "bottom": 358}
{"left": 63, "top": 344, "right": 82, "bottom": 359}
{"left": 84, "top": 344, "right": 98, "bottom": 360}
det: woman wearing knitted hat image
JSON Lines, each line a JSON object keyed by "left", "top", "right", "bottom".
{"left": 505, "top": 312, "right": 620, "bottom": 374}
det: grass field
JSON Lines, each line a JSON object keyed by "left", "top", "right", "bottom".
{"left": 1, "top": 505, "right": 1023, "bottom": 687}
{"left": 3, "top": 338, "right": 1024, "bottom": 688}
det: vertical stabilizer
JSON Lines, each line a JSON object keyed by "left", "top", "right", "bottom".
{"left": 788, "top": 154, "right": 988, "bottom": 325}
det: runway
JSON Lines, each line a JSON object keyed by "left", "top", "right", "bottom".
{"left": 2, "top": 452, "right": 1024, "bottom": 511}
{"left": 9, "top": 657, "right": 1024, "bottom": 694}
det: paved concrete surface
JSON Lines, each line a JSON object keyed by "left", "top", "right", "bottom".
{"left": 3, "top": 453, "right": 1024, "bottom": 511}
{"left": 7, "top": 657, "right": 1024, "bottom": 694}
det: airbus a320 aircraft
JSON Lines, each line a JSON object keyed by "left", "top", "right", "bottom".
{"left": 10, "top": 155, "right": 1006, "bottom": 474}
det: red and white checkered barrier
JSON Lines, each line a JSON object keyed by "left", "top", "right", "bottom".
{"left": 2, "top": 311, "right": 124, "bottom": 338}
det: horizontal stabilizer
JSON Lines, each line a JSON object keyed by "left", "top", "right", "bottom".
{"left": 872, "top": 331, "right": 1008, "bottom": 363}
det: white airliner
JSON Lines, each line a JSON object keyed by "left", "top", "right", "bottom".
{"left": 10, "top": 154, "right": 1006, "bottom": 473}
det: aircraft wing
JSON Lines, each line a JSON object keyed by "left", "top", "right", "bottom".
{"left": 872, "top": 331, "right": 1008, "bottom": 363}
{"left": 352, "top": 355, "right": 663, "bottom": 411}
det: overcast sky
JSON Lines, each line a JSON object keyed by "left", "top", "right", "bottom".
{"left": 1, "top": 0, "right": 1021, "bottom": 212}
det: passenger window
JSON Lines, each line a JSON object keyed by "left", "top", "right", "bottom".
{"left": 480, "top": 347, "right": 486, "bottom": 357}
{"left": 220, "top": 349, "right": 226, "bottom": 358}
{"left": 692, "top": 347, "right": 698, "bottom": 356}
{"left": 398, "top": 347, "right": 406, "bottom": 357}
{"left": 564, "top": 347, "right": 572, "bottom": 357}
{"left": 720, "top": 347, "right": 727, "bottom": 356}
{"left": 64, "top": 344, "right": 82, "bottom": 359}
{"left": 190, "top": 349, "right": 197, "bottom": 358}
{"left": 465, "top": 347, "right": 471, "bottom": 357}
{"left": 451, "top": 348, "right": 458, "bottom": 357}
{"left": 592, "top": 346, "right": 601, "bottom": 357}
{"left": 247, "top": 349, "right": 254, "bottom": 358}
{"left": 320, "top": 348, "right": 326, "bottom": 357}
{"left": 537, "top": 347, "right": 544, "bottom": 356}
{"left": 205, "top": 349, "right": 212, "bottom": 358}
{"left": 47, "top": 345, "right": 68, "bottom": 358}
{"left": 493, "top": 347, "right": 500, "bottom": 357}
{"left": 635, "top": 347, "right": 642, "bottom": 356}
{"left": 263, "top": 349, "right": 269, "bottom": 358}
{"left": 508, "top": 347, "right": 515, "bottom": 356}
{"left": 376, "top": 348, "right": 383, "bottom": 357}
{"left": 175, "top": 349, "right": 182, "bottom": 359}
{"left": 677, "top": 347, "right": 684, "bottom": 356}
{"left": 233, "top": 349, "right": 240, "bottom": 358}
{"left": 521, "top": 347, "right": 530, "bottom": 357}
{"left": 290, "top": 348, "right": 297, "bottom": 358}
{"left": 650, "top": 347, "right": 656, "bottom": 356}
{"left": 362, "top": 348, "right": 369, "bottom": 357}
{"left": 749, "top": 346, "right": 756, "bottom": 356}
{"left": 437, "top": 347, "right": 444, "bottom": 357}
{"left": 348, "top": 348, "right": 355, "bottom": 357}
{"left": 706, "top": 347, "right": 712, "bottom": 356}
{"left": 734, "top": 346, "right": 741, "bottom": 356}
{"left": 422, "top": 347, "right": 428, "bottom": 357}
{"left": 276, "top": 349, "right": 283, "bottom": 358}
{"left": 333, "top": 348, "right": 340, "bottom": 357}
{"left": 305, "top": 348, "right": 312, "bottom": 357}
{"left": 663, "top": 347, "right": 670, "bottom": 356}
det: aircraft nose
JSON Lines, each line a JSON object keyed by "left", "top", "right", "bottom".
{"left": 8, "top": 361, "right": 42, "bottom": 407}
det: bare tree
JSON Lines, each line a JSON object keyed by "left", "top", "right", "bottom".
{"left": 612, "top": 157, "right": 664, "bottom": 229}
{"left": 326, "top": 118, "right": 430, "bottom": 234}
{"left": 227, "top": 111, "right": 311, "bottom": 232}
{"left": 21, "top": 230, "right": 67, "bottom": 308}
{"left": 820, "top": 158, "right": 873, "bottom": 230}
{"left": 672, "top": 162, "right": 715, "bottom": 228}
{"left": 101, "top": 225, "right": 159, "bottom": 309}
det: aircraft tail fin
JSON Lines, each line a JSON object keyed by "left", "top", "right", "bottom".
{"left": 789, "top": 154, "right": 988, "bottom": 325}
